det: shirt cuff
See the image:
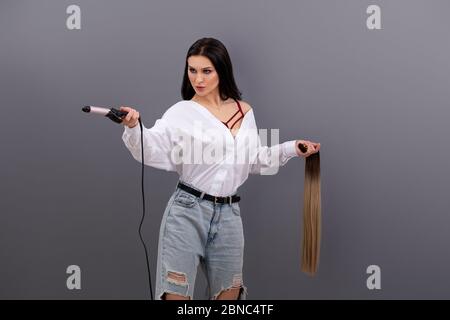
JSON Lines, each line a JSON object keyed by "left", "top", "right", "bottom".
{"left": 282, "top": 140, "right": 299, "bottom": 158}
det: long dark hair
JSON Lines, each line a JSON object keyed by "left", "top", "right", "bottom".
{"left": 181, "top": 37, "right": 242, "bottom": 101}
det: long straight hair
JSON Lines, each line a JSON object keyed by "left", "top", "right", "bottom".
{"left": 301, "top": 151, "right": 321, "bottom": 275}
{"left": 181, "top": 37, "right": 242, "bottom": 101}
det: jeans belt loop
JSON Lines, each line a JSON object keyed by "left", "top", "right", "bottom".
{"left": 228, "top": 196, "right": 232, "bottom": 205}
{"left": 214, "top": 196, "right": 218, "bottom": 205}
{"left": 200, "top": 191, "right": 205, "bottom": 199}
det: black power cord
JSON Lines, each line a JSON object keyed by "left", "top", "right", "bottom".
{"left": 107, "top": 109, "right": 154, "bottom": 299}
{"left": 137, "top": 117, "right": 154, "bottom": 300}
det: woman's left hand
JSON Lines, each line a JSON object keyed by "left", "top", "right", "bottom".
{"left": 295, "top": 140, "right": 321, "bottom": 157}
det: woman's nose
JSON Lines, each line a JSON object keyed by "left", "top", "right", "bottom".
{"left": 195, "top": 76, "right": 204, "bottom": 84}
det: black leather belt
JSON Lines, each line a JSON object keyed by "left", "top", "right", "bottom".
{"left": 177, "top": 182, "right": 241, "bottom": 204}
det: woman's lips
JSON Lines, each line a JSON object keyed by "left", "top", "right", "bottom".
{"left": 196, "top": 86, "right": 205, "bottom": 90}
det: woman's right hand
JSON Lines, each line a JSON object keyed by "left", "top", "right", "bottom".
{"left": 120, "top": 106, "right": 140, "bottom": 128}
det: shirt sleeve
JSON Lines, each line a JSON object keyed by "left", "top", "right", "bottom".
{"left": 121, "top": 116, "right": 178, "bottom": 172}
{"left": 249, "top": 138, "right": 299, "bottom": 175}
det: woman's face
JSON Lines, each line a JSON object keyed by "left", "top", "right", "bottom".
{"left": 187, "top": 55, "right": 219, "bottom": 98}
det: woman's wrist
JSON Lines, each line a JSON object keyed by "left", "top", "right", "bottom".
{"left": 128, "top": 121, "right": 138, "bottom": 129}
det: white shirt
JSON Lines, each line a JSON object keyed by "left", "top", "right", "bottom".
{"left": 122, "top": 100, "right": 299, "bottom": 196}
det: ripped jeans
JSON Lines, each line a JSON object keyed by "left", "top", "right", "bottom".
{"left": 155, "top": 180, "right": 248, "bottom": 300}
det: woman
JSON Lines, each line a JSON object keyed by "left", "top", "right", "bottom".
{"left": 121, "top": 37, "right": 320, "bottom": 300}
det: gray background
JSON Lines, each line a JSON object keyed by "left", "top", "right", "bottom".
{"left": 1, "top": 0, "right": 449, "bottom": 299}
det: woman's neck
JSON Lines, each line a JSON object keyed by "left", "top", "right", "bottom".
{"left": 192, "top": 93, "right": 230, "bottom": 111}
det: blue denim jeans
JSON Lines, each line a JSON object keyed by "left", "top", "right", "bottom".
{"left": 155, "top": 180, "right": 248, "bottom": 300}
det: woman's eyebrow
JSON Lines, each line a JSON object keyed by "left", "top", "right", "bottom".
{"left": 188, "top": 65, "right": 213, "bottom": 70}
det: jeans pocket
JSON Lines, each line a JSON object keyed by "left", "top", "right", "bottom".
{"left": 231, "top": 203, "right": 241, "bottom": 216}
{"left": 173, "top": 190, "right": 197, "bottom": 208}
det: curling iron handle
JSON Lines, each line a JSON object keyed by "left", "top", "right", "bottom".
{"left": 107, "top": 108, "right": 128, "bottom": 124}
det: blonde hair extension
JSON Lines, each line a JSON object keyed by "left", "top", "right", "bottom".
{"left": 301, "top": 151, "right": 321, "bottom": 275}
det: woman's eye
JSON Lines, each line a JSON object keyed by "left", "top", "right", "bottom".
{"left": 189, "top": 69, "right": 211, "bottom": 74}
